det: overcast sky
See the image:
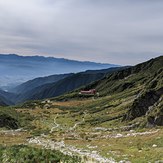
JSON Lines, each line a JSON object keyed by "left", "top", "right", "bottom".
{"left": 0, "top": 0, "right": 163, "bottom": 65}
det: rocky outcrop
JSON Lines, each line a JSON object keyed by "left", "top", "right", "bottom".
{"left": 124, "top": 88, "right": 163, "bottom": 121}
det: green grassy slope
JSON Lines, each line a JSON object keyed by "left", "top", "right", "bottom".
{"left": 55, "top": 56, "right": 163, "bottom": 127}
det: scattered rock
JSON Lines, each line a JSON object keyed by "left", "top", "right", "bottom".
{"left": 152, "top": 144, "right": 157, "bottom": 148}
{"left": 28, "top": 137, "right": 115, "bottom": 163}
{"left": 43, "top": 104, "right": 50, "bottom": 109}
{"left": 94, "top": 127, "right": 108, "bottom": 131}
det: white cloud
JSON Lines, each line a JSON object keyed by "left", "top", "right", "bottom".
{"left": 0, "top": 0, "right": 163, "bottom": 65}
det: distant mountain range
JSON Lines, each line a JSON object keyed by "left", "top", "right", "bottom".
{"left": 0, "top": 54, "right": 119, "bottom": 89}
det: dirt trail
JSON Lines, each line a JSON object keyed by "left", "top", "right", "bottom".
{"left": 28, "top": 136, "right": 115, "bottom": 163}
{"left": 50, "top": 114, "right": 60, "bottom": 133}
{"left": 69, "top": 111, "right": 87, "bottom": 131}
{"left": 28, "top": 112, "right": 116, "bottom": 163}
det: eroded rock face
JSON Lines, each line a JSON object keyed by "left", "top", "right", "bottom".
{"left": 125, "top": 88, "right": 163, "bottom": 121}
{"left": 0, "top": 114, "right": 19, "bottom": 129}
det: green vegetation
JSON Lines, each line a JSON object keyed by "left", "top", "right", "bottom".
{"left": 0, "top": 145, "right": 81, "bottom": 163}
{"left": 0, "top": 106, "right": 33, "bottom": 129}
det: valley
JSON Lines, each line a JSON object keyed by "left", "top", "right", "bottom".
{"left": 0, "top": 56, "right": 163, "bottom": 162}
{"left": 0, "top": 96, "right": 163, "bottom": 162}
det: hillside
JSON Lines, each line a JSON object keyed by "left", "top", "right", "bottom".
{"left": 84, "top": 56, "right": 163, "bottom": 95}
{"left": 11, "top": 73, "right": 73, "bottom": 94}
{"left": 0, "top": 56, "right": 163, "bottom": 162}
{"left": 0, "top": 90, "right": 14, "bottom": 106}
{"left": 86, "top": 56, "right": 163, "bottom": 125}
{"left": 0, "top": 54, "right": 118, "bottom": 89}
{"left": 14, "top": 67, "right": 126, "bottom": 103}
{"left": 56, "top": 56, "right": 163, "bottom": 126}
{"left": 0, "top": 96, "right": 8, "bottom": 106}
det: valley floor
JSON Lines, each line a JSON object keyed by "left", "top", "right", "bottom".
{"left": 0, "top": 97, "right": 163, "bottom": 162}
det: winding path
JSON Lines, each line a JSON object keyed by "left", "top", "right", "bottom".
{"left": 69, "top": 111, "right": 87, "bottom": 131}
{"left": 50, "top": 114, "right": 60, "bottom": 133}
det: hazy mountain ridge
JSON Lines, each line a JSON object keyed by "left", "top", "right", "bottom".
{"left": 0, "top": 96, "right": 8, "bottom": 106}
{"left": 0, "top": 90, "right": 14, "bottom": 106}
{"left": 0, "top": 54, "right": 119, "bottom": 89}
{"left": 11, "top": 73, "right": 74, "bottom": 94}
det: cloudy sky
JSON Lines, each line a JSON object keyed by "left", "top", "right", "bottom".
{"left": 0, "top": 0, "right": 163, "bottom": 65}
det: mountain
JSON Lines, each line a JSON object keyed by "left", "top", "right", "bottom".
{"left": 0, "top": 96, "right": 8, "bottom": 106}
{"left": 0, "top": 54, "right": 119, "bottom": 89}
{"left": 0, "top": 90, "right": 14, "bottom": 106}
{"left": 84, "top": 56, "right": 163, "bottom": 96}
{"left": 12, "top": 67, "right": 126, "bottom": 103}
{"left": 58, "top": 56, "right": 163, "bottom": 126}
{"left": 74, "top": 56, "right": 163, "bottom": 125}
{"left": 11, "top": 73, "right": 74, "bottom": 94}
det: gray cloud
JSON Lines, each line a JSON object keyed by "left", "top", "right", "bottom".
{"left": 0, "top": 0, "right": 163, "bottom": 65}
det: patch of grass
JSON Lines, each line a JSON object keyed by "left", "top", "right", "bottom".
{"left": 0, "top": 145, "right": 81, "bottom": 163}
